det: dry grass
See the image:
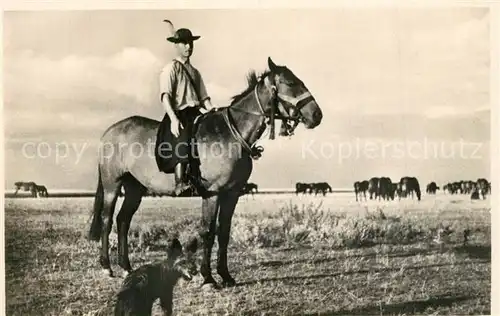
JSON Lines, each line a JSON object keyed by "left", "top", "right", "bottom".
{"left": 4, "top": 193, "right": 491, "bottom": 315}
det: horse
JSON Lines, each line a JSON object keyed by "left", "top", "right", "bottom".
{"left": 444, "top": 182, "right": 460, "bottom": 194}
{"left": 241, "top": 182, "right": 258, "bottom": 196}
{"left": 391, "top": 183, "right": 399, "bottom": 200}
{"left": 378, "top": 177, "right": 393, "bottom": 200}
{"left": 239, "top": 182, "right": 258, "bottom": 197}
{"left": 476, "top": 178, "right": 489, "bottom": 199}
{"left": 14, "top": 181, "right": 38, "bottom": 197}
{"left": 460, "top": 180, "right": 475, "bottom": 195}
{"left": 311, "top": 182, "right": 332, "bottom": 196}
{"left": 368, "top": 177, "right": 379, "bottom": 200}
{"left": 295, "top": 182, "right": 312, "bottom": 195}
{"left": 353, "top": 180, "right": 369, "bottom": 202}
{"left": 35, "top": 185, "right": 49, "bottom": 197}
{"left": 400, "top": 176, "right": 421, "bottom": 201}
{"left": 87, "top": 57, "right": 323, "bottom": 289}
{"left": 426, "top": 181, "right": 439, "bottom": 195}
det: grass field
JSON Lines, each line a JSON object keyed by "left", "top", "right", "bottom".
{"left": 4, "top": 193, "right": 491, "bottom": 315}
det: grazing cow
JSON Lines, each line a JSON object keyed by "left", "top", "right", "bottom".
{"left": 391, "top": 183, "right": 399, "bottom": 200}
{"left": 378, "top": 177, "right": 393, "bottom": 200}
{"left": 476, "top": 178, "right": 489, "bottom": 199}
{"left": 470, "top": 187, "right": 480, "bottom": 200}
{"left": 449, "top": 182, "right": 461, "bottom": 194}
{"left": 295, "top": 182, "right": 312, "bottom": 195}
{"left": 113, "top": 238, "right": 198, "bottom": 316}
{"left": 311, "top": 182, "right": 332, "bottom": 196}
{"left": 426, "top": 182, "right": 439, "bottom": 195}
{"left": 35, "top": 185, "right": 49, "bottom": 198}
{"left": 460, "top": 180, "right": 475, "bottom": 195}
{"left": 443, "top": 183, "right": 454, "bottom": 194}
{"left": 240, "top": 182, "right": 258, "bottom": 196}
{"left": 354, "top": 180, "right": 369, "bottom": 202}
{"left": 13, "top": 181, "right": 38, "bottom": 198}
{"left": 400, "top": 177, "right": 421, "bottom": 201}
{"left": 368, "top": 177, "right": 380, "bottom": 200}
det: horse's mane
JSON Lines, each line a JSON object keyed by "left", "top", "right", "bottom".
{"left": 229, "top": 70, "right": 271, "bottom": 106}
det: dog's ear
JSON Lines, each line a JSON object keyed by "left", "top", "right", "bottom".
{"left": 167, "top": 237, "right": 183, "bottom": 258}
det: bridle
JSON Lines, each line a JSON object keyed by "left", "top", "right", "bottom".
{"left": 274, "top": 88, "right": 315, "bottom": 137}
{"left": 222, "top": 74, "right": 316, "bottom": 159}
{"left": 253, "top": 74, "right": 316, "bottom": 138}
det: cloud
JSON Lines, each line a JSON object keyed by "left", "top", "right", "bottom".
{"left": 204, "top": 82, "right": 234, "bottom": 106}
{"left": 424, "top": 105, "right": 490, "bottom": 119}
{"left": 4, "top": 48, "right": 237, "bottom": 142}
{"left": 4, "top": 47, "right": 162, "bottom": 106}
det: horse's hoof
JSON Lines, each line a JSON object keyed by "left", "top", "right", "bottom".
{"left": 101, "top": 269, "right": 114, "bottom": 278}
{"left": 221, "top": 278, "right": 236, "bottom": 288}
{"left": 201, "top": 282, "right": 221, "bottom": 292}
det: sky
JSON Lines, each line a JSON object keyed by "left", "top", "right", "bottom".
{"left": 3, "top": 8, "right": 491, "bottom": 190}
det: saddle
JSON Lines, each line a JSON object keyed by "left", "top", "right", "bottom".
{"left": 154, "top": 110, "right": 204, "bottom": 176}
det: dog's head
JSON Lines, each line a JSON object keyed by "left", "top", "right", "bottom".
{"left": 167, "top": 237, "right": 199, "bottom": 281}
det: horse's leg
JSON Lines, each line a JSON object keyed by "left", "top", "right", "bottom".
{"left": 116, "top": 177, "right": 146, "bottom": 276}
{"left": 217, "top": 191, "right": 239, "bottom": 287}
{"left": 199, "top": 195, "right": 220, "bottom": 287}
{"left": 99, "top": 182, "right": 121, "bottom": 277}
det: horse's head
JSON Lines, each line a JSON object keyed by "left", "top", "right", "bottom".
{"left": 266, "top": 57, "right": 323, "bottom": 130}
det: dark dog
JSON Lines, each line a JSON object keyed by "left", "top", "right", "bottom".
{"left": 114, "top": 237, "right": 198, "bottom": 316}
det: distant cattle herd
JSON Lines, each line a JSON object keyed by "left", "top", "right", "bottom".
{"left": 11, "top": 178, "right": 491, "bottom": 200}
{"left": 13, "top": 181, "right": 49, "bottom": 198}
{"left": 352, "top": 177, "right": 491, "bottom": 202}
{"left": 295, "top": 182, "right": 333, "bottom": 196}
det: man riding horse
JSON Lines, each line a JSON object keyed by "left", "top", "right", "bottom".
{"left": 88, "top": 20, "right": 323, "bottom": 285}
{"left": 156, "top": 27, "right": 214, "bottom": 196}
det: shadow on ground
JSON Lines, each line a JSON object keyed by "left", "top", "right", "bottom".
{"left": 453, "top": 245, "right": 490, "bottom": 260}
{"left": 251, "top": 243, "right": 491, "bottom": 269}
{"left": 299, "top": 295, "right": 476, "bottom": 315}
{"left": 237, "top": 260, "right": 490, "bottom": 287}
{"left": 252, "top": 247, "right": 436, "bottom": 269}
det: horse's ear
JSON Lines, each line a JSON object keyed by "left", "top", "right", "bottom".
{"left": 268, "top": 57, "right": 277, "bottom": 71}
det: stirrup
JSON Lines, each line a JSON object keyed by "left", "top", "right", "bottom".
{"left": 174, "top": 182, "right": 192, "bottom": 196}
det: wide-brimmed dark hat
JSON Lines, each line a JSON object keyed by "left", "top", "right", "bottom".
{"left": 167, "top": 28, "right": 201, "bottom": 43}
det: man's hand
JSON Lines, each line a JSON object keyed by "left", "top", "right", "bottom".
{"left": 203, "top": 98, "right": 214, "bottom": 111}
{"left": 170, "top": 116, "right": 183, "bottom": 137}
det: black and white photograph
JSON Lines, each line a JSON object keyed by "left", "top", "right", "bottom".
{"left": 2, "top": 3, "right": 496, "bottom": 315}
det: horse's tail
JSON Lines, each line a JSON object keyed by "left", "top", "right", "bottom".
{"left": 88, "top": 165, "right": 104, "bottom": 241}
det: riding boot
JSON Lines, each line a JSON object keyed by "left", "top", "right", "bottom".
{"left": 174, "top": 162, "right": 191, "bottom": 196}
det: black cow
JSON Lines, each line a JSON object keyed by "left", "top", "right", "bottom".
{"left": 368, "top": 177, "right": 380, "bottom": 200}
{"left": 476, "top": 178, "right": 489, "bottom": 199}
{"left": 241, "top": 182, "right": 259, "bottom": 196}
{"left": 378, "top": 177, "right": 393, "bottom": 200}
{"left": 354, "top": 180, "right": 369, "bottom": 202}
{"left": 295, "top": 182, "right": 312, "bottom": 195}
{"left": 426, "top": 182, "right": 439, "bottom": 195}
{"left": 400, "top": 176, "right": 421, "bottom": 201}
{"left": 311, "top": 182, "right": 332, "bottom": 196}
